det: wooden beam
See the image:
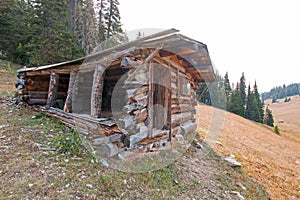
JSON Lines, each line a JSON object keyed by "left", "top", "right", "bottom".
{"left": 91, "top": 65, "right": 105, "bottom": 118}
{"left": 46, "top": 72, "right": 59, "bottom": 108}
{"left": 63, "top": 70, "right": 77, "bottom": 113}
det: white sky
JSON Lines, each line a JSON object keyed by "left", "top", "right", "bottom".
{"left": 119, "top": 0, "right": 300, "bottom": 92}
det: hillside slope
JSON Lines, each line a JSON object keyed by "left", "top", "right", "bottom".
{"left": 197, "top": 104, "right": 300, "bottom": 199}
{"left": 266, "top": 95, "right": 300, "bottom": 143}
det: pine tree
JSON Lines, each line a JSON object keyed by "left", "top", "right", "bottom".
{"left": 106, "top": 0, "right": 122, "bottom": 38}
{"left": 239, "top": 72, "right": 246, "bottom": 116}
{"left": 228, "top": 82, "right": 244, "bottom": 116}
{"left": 68, "top": 0, "right": 99, "bottom": 54}
{"left": 264, "top": 106, "right": 274, "bottom": 127}
{"left": 253, "top": 81, "right": 264, "bottom": 123}
{"left": 224, "top": 72, "right": 231, "bottom": 111}
{"left": 197, "top": 71, "right": 226, "bottom": 110}
{"left": 245, "top": 83, "right": 251, "bottom": 119}
{"left": 0, "top": 0, "right": 32, "bottom": 64}
{"left": 23, "top": 0, "right": 84, "bottom": 66}
{"left": 224, "top": 72, "right": 231, "bottom": 96}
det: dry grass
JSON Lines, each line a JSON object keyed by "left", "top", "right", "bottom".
{"left": 266, "top": 95, "right": 300, "bottom": 143}
{"left": 197, "top": 104, "right": 300, "bottom": 200}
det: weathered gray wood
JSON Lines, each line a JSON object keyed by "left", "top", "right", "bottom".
{"left": 148, "top": 63, "right": 154, "bottom": 138}
{"left": 91, "top": 65, "right": 105, "bottom": 118}
{"left": 120, "top": 57, "right": 142, "bottom": 68}
{"left": 63, "top": 70, "right": 77, "bottom": 113}
{"left": 171, "top": 112, "right": 193, "bottom": 127}
{"left": 46, "top": 72, "right": 59, "bottom": 108}
{"left": 180, "top": 122, "right": 197, "bottom": 136}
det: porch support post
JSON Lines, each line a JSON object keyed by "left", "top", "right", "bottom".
{"left": 63, "top": 70, "right": 77, "bottom": 113}
{"left": 46, "top": 72, "right": 59, "bottom": 108}
{"left": 91, "top": 65, "right": 105, "bottom": 118}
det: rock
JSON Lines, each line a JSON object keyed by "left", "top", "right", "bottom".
{"left": 100, "top": 159, "right": 109, "bottom": 168}
{"left": 39, "top": 147, "right": 57, "bottom": 151}
{"left": 230, "top": 191, "right": 246, "bottom": 200}
{"left": 195, "top": 143, "right": 203, "bottom": 149}
{"left": 224, "top": 156, "right": 242, "bottom": 167}
{"left": 86, "top": 184, "right": 94, "bottom": 189}
{"left": 237, "top": 182, "right": 247, "bottom": 191}
{"left": 173, "top": 179, "right": 179, "bottom": 185}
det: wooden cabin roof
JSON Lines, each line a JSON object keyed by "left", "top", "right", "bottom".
{"left": 18, "top": 29, "right": 216, "bottom": 83}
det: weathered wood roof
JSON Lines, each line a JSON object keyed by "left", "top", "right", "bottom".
{"left": 18, "top": 29, "right": 216, "bottom": 83}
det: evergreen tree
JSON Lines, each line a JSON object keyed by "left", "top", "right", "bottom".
{"left": 106, "top": 0, "right": 122, "bottom": 38}
{"left": 68, "top": 0, "right": 99, "bottom": 54}
{"left": 264, "top": 106, "right": 274, "bottom": 127}
{"left": 228, "top": 82, "right": 244, "bottom": 116}
{"left": 253, "top": 81, "right": 264, "bottom": 123}
{"left": 245, "top": 82, "right": 263, "bottom": 123}
{"left": 23, "top": 0, "right": 84, "bottom": 66}
{"left": 245, "top": 83, "right": 251, "bottom": 119}
{"left": 224, "top": 72, "right": 231, "bottom": 96}
{"left": 0, "top": 0, "right": 32, "bottom": 64}
{"left": 197, "top": 71, "right": 226, "bottom": 110}
{"left": 239, "top": 72, "right": 246, "bottom": 116}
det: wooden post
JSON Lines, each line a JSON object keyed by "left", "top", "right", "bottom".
{"left": 46, "top": 72, "right": 59, "bottom": 108}
{"left": 63, "top": 70, "right": 77, "bottom": 113}
{"left": 168, "top": 87, "right": 172, "bottom": 141}
{"left": 148, "top": 63, "right": 154, "bottom": 138}
{"left": 91, "top": 65, "right": 105, "bottom": 118}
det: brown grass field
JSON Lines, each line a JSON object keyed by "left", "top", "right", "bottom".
{"left": 196, "top": 102, "right": 300, "bottom": 199}
{"left": 266, "top": 95, "right": 300, "bottom": 143}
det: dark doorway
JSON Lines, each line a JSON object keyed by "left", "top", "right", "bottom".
{"left": 152, "top": 65, "right": 171, "bottom": 130}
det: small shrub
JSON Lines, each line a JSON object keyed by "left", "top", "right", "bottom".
{"left": 54, "top": 130, "right": 83, "bottom": 156}
{"left": 274, "top": 125, "right": 280, "bottom": 135}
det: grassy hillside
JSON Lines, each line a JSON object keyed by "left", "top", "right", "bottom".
{"left": 266, "top": 95, "right": 300, "bottom": 143}
{"left": 197, "top": 104, "right": 300, "bottom": 199}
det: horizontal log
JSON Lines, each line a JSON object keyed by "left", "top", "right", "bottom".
{"left": 171, "top": 104, "right": 195, "bottom": 114}
{"left": 28, "top": 91, "right": 66, "bottom": 99}
{"left": 28, "top": 98, "right": 47, "bottom": 105}
{"left": 180, "top": 122, "right": 197, "bottom": 136}
{"left": 137, "top": 134, "right": 167, "bottom": 145}
{"left": 172, "top": 112, "right": 193, "bottom": 127}
{"left": 152, "top": 129, "right": 169, "bottom": 138}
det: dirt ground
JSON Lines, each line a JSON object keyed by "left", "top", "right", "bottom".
{"left": 196, "top": 104, "right": 300, "bottom": 199}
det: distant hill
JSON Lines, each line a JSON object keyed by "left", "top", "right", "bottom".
{"left": 197, "top": 104, "right": 300, "bottom": 199}
{"left": 261, "top": 83, "right": 300, "bottom": 102}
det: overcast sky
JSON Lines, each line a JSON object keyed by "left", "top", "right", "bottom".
{"left": 119, "top": 0, "right": 300, "bottom": 92}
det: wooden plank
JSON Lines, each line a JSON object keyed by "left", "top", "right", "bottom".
{"left": 46, "top": 72, "right": 59, "bottom": 108}
{"left": 63, "top": 70, "right": 77, "bottom": 113}
{"left": 91, "top": 65, "right": 105, "bottom": 118}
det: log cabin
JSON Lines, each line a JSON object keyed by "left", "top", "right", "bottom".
{"left": 16, "top": 29, "right": 216, "bottom": 160}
